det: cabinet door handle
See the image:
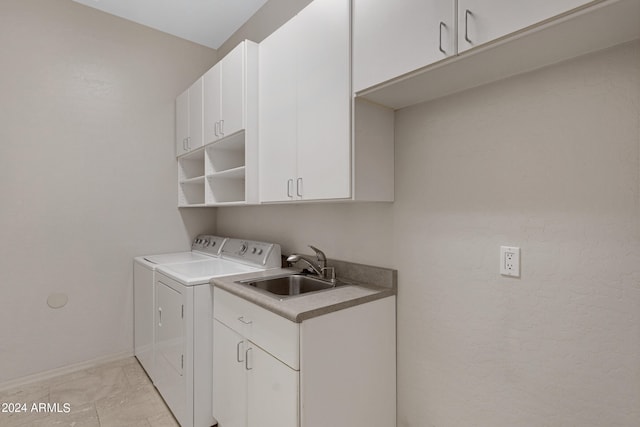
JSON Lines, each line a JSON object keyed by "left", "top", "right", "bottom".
{"left": 439, "top": 22, "right": 447, "bottom": 54}
{"left": 236, "top": 340, "right": 244, "bottom": 363}
{"left": 238, "top": 316, "right": 252, "bottom": 325}
{"left": 158, "top": 307, "right": 162, "bottom": 326}
{"left": 464, "top": 9, "right": 473, "bottom": 44}
{"left": 296, "top": 178, "right": 303, "bottom": 197}
{"left": 220, "top": 120, "right": 224, "bottom": 136}
{"left": 245, "top": 347, "right": 253, "bottom": 371}
{"left": 186, "top": 136, "right": 191, "bottom": 150}
{"left": 182, "top": 138, "right": 187, "bottom": 151}
{"left": 214, "top": 121, "right": 219, "bottom": 137}
{"left": 287, "top": 179, "right": 293, "bottom": 198}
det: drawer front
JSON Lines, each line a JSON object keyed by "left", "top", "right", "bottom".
{"left": 213, "top": 285, "right": 253, "bottom": 334}
{"left": 213, "top": 287, "right": 300, "bottom": 370}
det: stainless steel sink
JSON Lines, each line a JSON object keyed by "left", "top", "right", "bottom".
{"left": 236, "top": 274, "right": 342, "bottom": 298}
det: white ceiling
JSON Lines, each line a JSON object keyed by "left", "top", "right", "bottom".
{"left": 72, "top": 0, "right": 269, "bottom": 49}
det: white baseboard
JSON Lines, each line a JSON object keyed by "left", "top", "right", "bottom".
{"left": 0, "top": 351, "right": 134, "bottom": 392}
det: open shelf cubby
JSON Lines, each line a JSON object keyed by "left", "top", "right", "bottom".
{"left": 206, "top": 175, "right": 246, "bottom": 205}
{"left": 205, "top": 131, "right": 246, "bottom": 175}
{"left": 203, "top": 131, "right": 247, "bottom": 205}
{"left": 178, "top": 130, "right": 254, "bottom": 207}
{"left": 179, "top": 180, "right": 205, "bottom": 207}
{"left": 178, "top": 147, "right": 205, "bottom": 182}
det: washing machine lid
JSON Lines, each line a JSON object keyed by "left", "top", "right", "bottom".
{"left": 142, "top": 251, "right": 211, "bottom": 265}
{"left": 157, "top": 258, "right": 261, "bottom": 286}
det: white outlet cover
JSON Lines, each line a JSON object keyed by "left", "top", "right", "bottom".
{"left": 500, "top": 246, "right": 520, "bottom": 277}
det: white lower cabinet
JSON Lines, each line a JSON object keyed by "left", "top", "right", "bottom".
{"left": 212, "top": 287, "right": 299, "bottom": 427}
{"left": 247, "top": 344, "right": 299, "bottom": 427}
{"left": 212, "top": 287, "right": 396, "bottom": 427}
{"left": 213, "top": 319, "right": 299, "bottom": 427}
{"left": 212, "top": 320, "right": 248, "bottom": 427}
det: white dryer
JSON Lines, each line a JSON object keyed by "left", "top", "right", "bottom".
{"left": 133, "top": 235, "right": 226, "bottom": 381}
{"left": 154, "top": 238, "right": 281, "bottom": 427}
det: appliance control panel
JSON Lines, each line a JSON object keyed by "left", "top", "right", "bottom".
{"left": 192, "top": 235, "right": 227, "bottom": 256}
{"left": 221, "top": 238, "right": 282, "bottom": 268}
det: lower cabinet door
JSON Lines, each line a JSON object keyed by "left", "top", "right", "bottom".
{"left": 247, "top": 343, "right": 299, "bottom": 427}
{"left": 213, "top": 319, "right": 247, "bottom": 427}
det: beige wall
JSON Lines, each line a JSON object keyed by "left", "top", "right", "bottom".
{"left": 217, "top": 5, "right": 640, "bottom": 423}
{"left": 0, "top": 0, "right": 217, "bottom": 384}
{"left": 2, "top": 0, "right": 637, "bottom": 424}
{"left": 391, "top": 42, "right": 640, "bottom": 426}
{"left": 217, "top": 0, "right": 312, "bottom": 57}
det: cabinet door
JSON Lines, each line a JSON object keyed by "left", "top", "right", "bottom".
{"left": 247, "top": 343, "right": 298, "bottom": 427}
{"left": 212, "top": 320, "right": 247, "bottom": 427}
{"left": 258, "top": 18, "right": 298, "bottom": 203}
{"left": 458, "top": 0, "right": 593, "bottom": 53}
{"left": 220, "top": 42, "right": 245, "bottom": 139}
{"left": 188, "top": 77, "right": 204, "bottom": 151}
{"left": 176, "top": 88, "right": 189, "bottom": 156}
{"left": 296, "top": 0, "right": 351, "bottom": 201}
{"left": 203, "top": 64, "right": 222, "bottom": 145}
{"left": 353, "top": 0, "right": 455, "bottom": 92}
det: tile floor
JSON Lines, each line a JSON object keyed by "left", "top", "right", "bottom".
{"left": 0, "top": 357, "right": 179, "bottom": 427}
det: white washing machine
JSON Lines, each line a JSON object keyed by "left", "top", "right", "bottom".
{"left": 153, "top": 238, "right": 281, "bottom": 427}
{"left": 133, "top": 235, "right": 227, "bottom": 381}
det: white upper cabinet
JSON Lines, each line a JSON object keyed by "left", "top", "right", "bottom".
{"left": 353, "top": 0, "right": 596, "bottom": 93}
{"left": 353, "top": 0, "right": 455, "bottom": 93}
{"left": 259, "top": 0, "right": 352, "bottom": 202}
{"left": 175, "top": 78, "right": 203, "bottom": 157}
{"left": 258, "top": 16, "right": 298, "bottom": 203}
{"left": 176, "top": 89, "right": 189, "bottom": 156}
{"left": 457, "top": 0, "right": 594, "bottom": 53}
{"left": 352, "top": 0, "right": 637, "bottom": 108}
{"left": 203, "top": 41, "right": 252, "bottom": 145}
{"left": 259, "top": 0, "right": 393, "bottom": 203}
{"left": 178, "top": 40, "right": 259, "bottom": 207}
{"left": 295, "top": 0, "right": 351, "bottom": 201}
{"left": 203, "top": 64, "right": 221, "bottom": 145}
{"left": 220, "top": 44, "right": 245, "bottom": 138}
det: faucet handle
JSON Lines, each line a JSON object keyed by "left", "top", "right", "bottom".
{"left": 308, "top": 245, "right": 326, "bottom": 264}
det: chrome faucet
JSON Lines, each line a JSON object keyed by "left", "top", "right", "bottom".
{"left": 286, "top": 245, "right": 336, "bottom": 284}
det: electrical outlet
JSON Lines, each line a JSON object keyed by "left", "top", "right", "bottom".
{"left": 500, "top": 246, "right": 520, "bottom": 277}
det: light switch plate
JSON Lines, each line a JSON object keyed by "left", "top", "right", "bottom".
{"left": 500, "top": 246, "right": 520, "bottom": 277}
